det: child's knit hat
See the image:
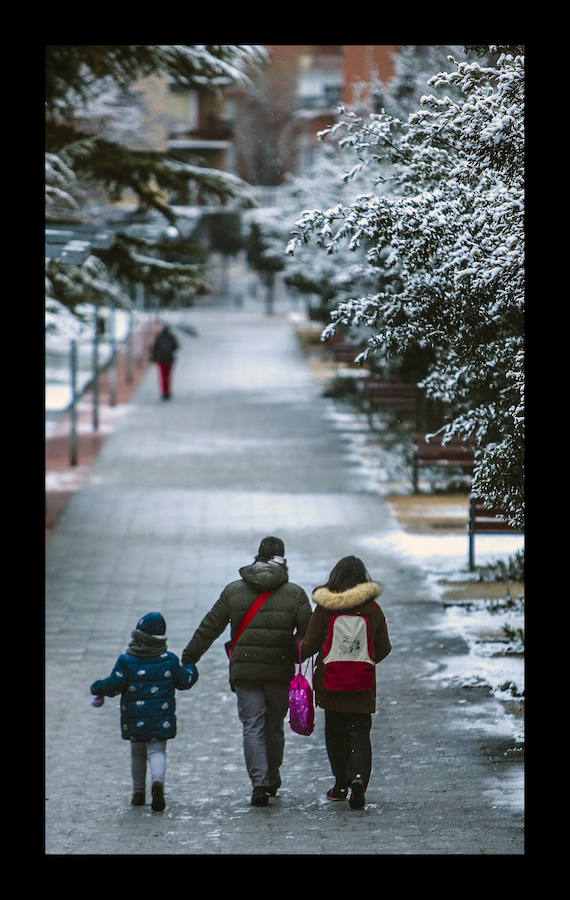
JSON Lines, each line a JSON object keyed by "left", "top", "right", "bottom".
{"left": 137, "top": 612, "right": 166, "bottom": 636}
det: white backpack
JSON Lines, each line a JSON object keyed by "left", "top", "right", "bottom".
{"left": 322, "top": 613, "right": 375, "bottom": 691}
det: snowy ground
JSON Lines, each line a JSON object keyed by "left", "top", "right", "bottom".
{"left": 372, "top": 528, "right": 525, "bottom": 743}
{"left": 321, "top": 393, "right": 525, "bottom": 744}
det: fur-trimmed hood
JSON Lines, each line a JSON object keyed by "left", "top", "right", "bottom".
{"left": 312, "top": 581, "right": 382, "bottom": 611}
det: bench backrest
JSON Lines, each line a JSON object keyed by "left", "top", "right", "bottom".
{"left": 469, "top": 499, "right": 520, "bottom": 533}
{"left": 414, "top": 434, "right": 475, "bottom": 463}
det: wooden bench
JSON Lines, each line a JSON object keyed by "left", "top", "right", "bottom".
{"left": 326, "top": 338, "right": 368, "bottom": 370}
{"left": 412, "top": 433, "right": 475, "bottom": 493}
{"left": 468, "top": 498, "right": 524, "bottom": 570}
{"left": 357, "top": 377, "right": 425, "bottom": 429}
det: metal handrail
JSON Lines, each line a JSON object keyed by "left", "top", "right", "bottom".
{"left": 46, "top": 311, "right": 154, "bottom": 466}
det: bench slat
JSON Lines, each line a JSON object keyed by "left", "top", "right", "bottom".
{"left": 470, "top": 521, "right": 517, "bottom": 533}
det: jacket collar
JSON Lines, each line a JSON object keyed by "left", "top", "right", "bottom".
{"left": 312, "top": 581, "right": 381, "bottom": 610}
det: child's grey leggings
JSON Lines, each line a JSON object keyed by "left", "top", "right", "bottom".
{"left": 130, "top": 740, "right": 167, "bottom": 790}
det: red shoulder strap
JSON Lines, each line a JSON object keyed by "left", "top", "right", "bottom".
{"left": 227, "top": 591, "right": 272, "bottom": 659}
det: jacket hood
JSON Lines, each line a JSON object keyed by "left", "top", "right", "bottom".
{"left": 312, "top": 581, "right": 382, "bottom": 611}
{"left": 239, "top": 557, "right": 289, "bottom": 591}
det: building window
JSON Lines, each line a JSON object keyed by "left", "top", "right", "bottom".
{"left": 297, "top": 71, "right": 343, "bottom": 109}
{"left": 168, "top": 88, "right": 199, "bottom": 136}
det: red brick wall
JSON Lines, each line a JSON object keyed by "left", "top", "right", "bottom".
{"left": 343, "top": 45, "right": 397, "bottom": 105}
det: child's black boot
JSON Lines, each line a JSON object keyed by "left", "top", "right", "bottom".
{"left": 151, "top": 781, "right": 165, "bottom": 811}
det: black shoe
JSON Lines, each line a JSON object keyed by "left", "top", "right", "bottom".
{"left": 151, "top": 781, "right": 165, "bottom": 811}
{"left": 131, "top": 790, "right": 145, "bottom": 806}
{"left": 349, "top": 775, "right": 365, "bottom": 810}
{"left": 266, "top": 777, "right": 281, "bottom": 797}
{"left": 327, "top": 784, "right": 348, "bottom": 801}
{"left": 251, "top": 786, "right": 269, "bottom": 807}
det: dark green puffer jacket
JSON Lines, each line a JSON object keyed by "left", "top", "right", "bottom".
{"left": 181, "top": 558, "right": 312, "bottom": 687}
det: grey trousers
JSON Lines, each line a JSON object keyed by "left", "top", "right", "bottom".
{"left": 130, "top": 740, "right": 167, "bottom": 791}
{"left": 235, "top": 683, "right": 290, "bottom": 789}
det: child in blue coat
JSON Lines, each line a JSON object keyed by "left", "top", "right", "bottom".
{"left": 90, "top": 611, "right": 198, "bottom": 810}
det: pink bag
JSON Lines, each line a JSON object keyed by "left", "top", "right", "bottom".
{"left": 289, "top": 644, "right": 314, "bottom": 736}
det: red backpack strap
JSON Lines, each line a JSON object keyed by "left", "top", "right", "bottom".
{"left": 226, "top": 591, "right": 272, "bottom": 659}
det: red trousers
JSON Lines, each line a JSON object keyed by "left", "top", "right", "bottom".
{"left": 157, "top": 362, "right": 173, "bottom": 397}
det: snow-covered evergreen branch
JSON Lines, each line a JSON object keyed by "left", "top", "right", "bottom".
{"left": 285, "top": 46, "right": 525, "bottom": 527}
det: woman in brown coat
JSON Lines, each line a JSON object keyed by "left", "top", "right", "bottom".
{"left": 298, "top": 556, "right": 391, "bottom": 809}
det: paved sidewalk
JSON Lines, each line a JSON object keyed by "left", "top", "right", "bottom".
{"left": 45, "top": 301, "right": 524, "bottom": 855}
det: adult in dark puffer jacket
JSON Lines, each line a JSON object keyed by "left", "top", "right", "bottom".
{"left": 182, "top": 537, "right": 311, "bottom": 807}
{"left": 298, "top": 556, "right": 391, "bottom": 810}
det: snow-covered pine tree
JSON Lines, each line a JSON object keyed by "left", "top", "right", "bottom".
{"left": 287, "top": 46, "right": 524, "bottom": 528}
{"left": 45, "top": 44, "right": 267, "bottom": 320}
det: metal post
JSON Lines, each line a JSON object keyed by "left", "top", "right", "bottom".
{"left": 468, "top": 497, "right": 475, "bottom": 571}
{"left": 265, "top": 272, "right": 275, "bottom": 315}
{"left": 136, "top": 283, "right": 145, "bottom": 367}
{"left": 92, "top": 300, "right": 99, "bottom": 431}
{"left": 109, "top": 304, "right": 117, "bottom": 407}
{"left": 416, "top": 390, "right": 426, "bottom": 434}
{"left": 70, "top": 339, "right": 78, "bottom": 466}
{"left": 126, "top": 308, "right": 133, "bottom": 384}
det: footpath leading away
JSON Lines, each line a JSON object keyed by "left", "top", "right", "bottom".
{"left": 45, "top": 299, "right": 524, "bottom": 855}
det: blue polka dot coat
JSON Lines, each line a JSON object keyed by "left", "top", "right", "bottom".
{"left": 91, "top": 651, "right": 198, "bottom": 742}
